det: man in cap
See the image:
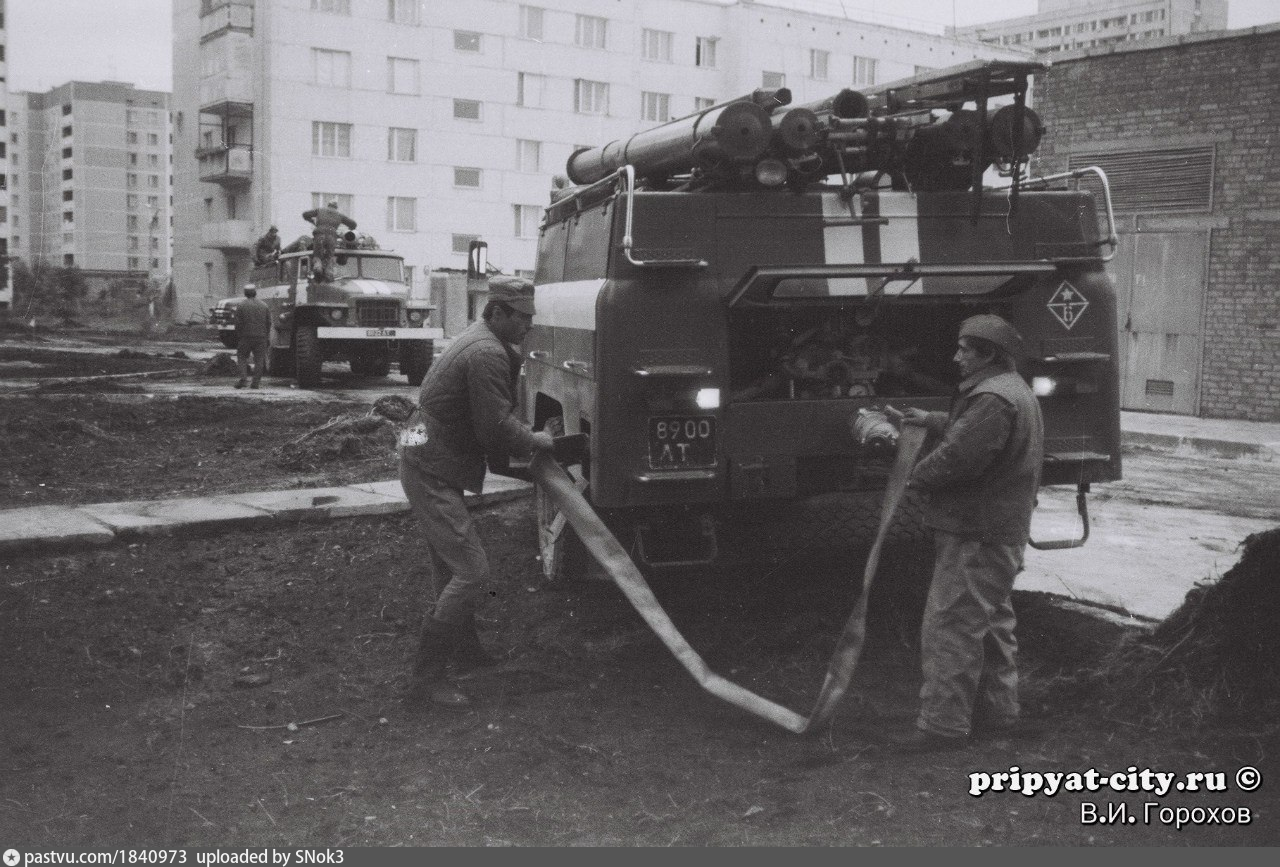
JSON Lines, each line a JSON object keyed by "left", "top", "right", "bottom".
{"left": 398, "top": 275, "right": 555, "bottom": 709}
{"left": 233, "top": 286, "right": 272, "bottom": 389}
{"left": 886, "top": 313, "right": 1044, "bottom": 752}
{"left": 301, "top": 200, "right": 357, "bottom": 283}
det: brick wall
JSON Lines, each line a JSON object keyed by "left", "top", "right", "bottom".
{"left": 1032, "top": 28, "right": 1280, "bottom": 421}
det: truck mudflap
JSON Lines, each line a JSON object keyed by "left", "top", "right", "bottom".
{"left": 527, "top": 423, "right": 929, "bottom": 734}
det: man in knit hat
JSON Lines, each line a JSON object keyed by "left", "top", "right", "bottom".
{"left": 886, "top": 314, "right": 1044, "bottom": 752}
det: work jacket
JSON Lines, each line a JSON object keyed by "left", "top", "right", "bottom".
{"left": 234, "top": 297, "right": 272, "bottom": 341}
{"left": 302, "top": 206, "right": 357, "bottom": 235}
{"left": 404, "top": 319, "right": 541, "bottom": 493}
{"left": 911, "top": 365, "right": 1044, "bottom": 544}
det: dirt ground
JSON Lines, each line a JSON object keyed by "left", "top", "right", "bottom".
{"left": 1, "top": 338, "right": 1277, "bottom": 847}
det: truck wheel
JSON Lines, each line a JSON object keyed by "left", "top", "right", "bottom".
{"left": 534, "top": 417, "right": 609, "bottom": 585}
{"left": 294, "top": 325, "right": 322, "bottom": 387}
{"left": 400, "top": 340, "right": 433, "bottom": 386}
{"left": 218, "top": 333, "right": 237, "bottom": 349}
{"left": 267, "top": 346, "right": 294, "bottom": 377}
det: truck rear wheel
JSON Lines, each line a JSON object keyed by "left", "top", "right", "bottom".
{"left": 400, "top": 340, "right": 433, "bottom": 386}
{"left": 534, "top": 417, "right": 610, "bottom": 585}
{"left": 294, "top": 325, "right": 322, "bottom": 387}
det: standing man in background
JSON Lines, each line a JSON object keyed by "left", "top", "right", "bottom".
{"left": 233, "top": 286, "right": 272, "bottom": 390}
{"left": 887, "top": 314, "right": 1045, "bottom": 753}
{"left": 302, "top": 200, "right": 357, "bottom": 284}
{"left": 398, "top": 276, "right": 555, "bottom": 710}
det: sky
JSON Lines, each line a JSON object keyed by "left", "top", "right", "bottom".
{"left": 7, "top": 0, "right": 1280, "bottom": 94}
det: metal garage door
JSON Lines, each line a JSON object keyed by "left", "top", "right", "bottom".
{"left": 1112, "top": 231, "right": 1209, "bottom": 414}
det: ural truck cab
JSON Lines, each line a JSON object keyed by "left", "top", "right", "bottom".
{"left": 208, "top": 239, "right": 441, "bottom": 387}
{"left": 526, "top": 60, "right": 1122, "bottom": 579}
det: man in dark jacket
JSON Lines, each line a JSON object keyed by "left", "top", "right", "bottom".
{"left": 234, "top": 286, "right": 272, "bottom": 389}
{"left": 399, "top": 276, "right": 555, "bottom": 709}
{"left": 253, "top": 226, "right": 281, "bottom": 266}
{"left": 301, "top": 200, "right": 357, "bottom": 283}
{"left": 887, "top": 314, "right": 1044, "bottom": 752}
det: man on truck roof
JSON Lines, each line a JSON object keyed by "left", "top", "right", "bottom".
{"left": 887, "top": 314, "right": 1045, "bottom": 753}
{"left": 302, "top": 200, "right": 357, "bottom": 284}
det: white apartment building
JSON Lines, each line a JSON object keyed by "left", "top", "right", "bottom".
{"left": 949, "top": 0, "right": 1228, "bottom": 54}
{"left": 9, "top": 81, "right": 174, "bottom": 292}
{"left": 172, "top": 0, "right": 1024, "bottom": 321}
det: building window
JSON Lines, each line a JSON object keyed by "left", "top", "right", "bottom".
{"left": 575, "top": 14, "right": 607, "bottom": 49}
{"left": 762, "top": 71, "right": 785, "bottom": 89}
{"left": 388, "top": 57, "right": 420, "bottom": 95}
{"left": 148, "top": 133, "right": 159, "bottom": 145}
{"left": 519, "top": 5, "right": 544, "bottom": 40}
{"left": 311, "top": 193, "right": 354, "bottom": 214}
{"left": 62, "top": 147, "right": 72, "bottom": 158}
{"left": 148, "top": 175, "right": 160, "bottom": 188}
{"left": 150, "top": 258, "right": 161, "bottom": 269}
{"left": 62, "top": 126, "right": 72, "bottom": 138}
{"left": 388, "top": 0, "right": 418, "bottom": 24}
{"left": 695, "top": 37, "right": 717, "bottom": 68}
{"left": 312, "top": 121, "right": 352, "bottom": 157}
{"left": 311, "top": 0, "right": 349, "bottom": 13}
{"left": 574, "top": 79, "right": 609, "bottom": 115}
{"left": 914, "top": 65, "right": 935, "bottom": 76}
{"left": 148, "top": 154, "right": 159, "bottom": 167}
{"left": 61, "top": 104, "right": 72, "bottom": 116}
{"left": 128, "top": 215, "right": 140, "bottom": 231}
{"left": 454, "top": 167, "right": 482, "bottom": 188}
{"left": 642, "top": 29, "right": 673, "bottom": 62}
{"left": 63, "top": 168, "right": 73, "bottom": 180}
{"left": 694, "top": 97, "right": 715, "bottom": 112}
{"left": 641, "top": 92, "right": 670, "bottom": 123}
{"left": 514, "top": 205, "right": 542, "bottom": 239}
{"left": 128, "top": 194, "right": 139, "bottom": 209}
{"left": 129, "top": 257, "right": 139, "bottom": 270}
{"left": 453, "top": 99, "right": 482, "bottom": 121}
{"left": 127, "top": 132, "right": 138, "bottom": 144}
{"left": 853, "top": 56, "right": 877, "bottom": 86}
{"left": 454, "top": 30, "right": 481, "bottom": 52}
{"left": 517, "top": 72, "right": 546, "bottom": 108}
{"left": 387, "top": 197, "right": 416, "bottom": 232}
{"left": 129, "top": 153, "right": 138, "bottom": 166}
{"left": 313, "top": 48, "right": 352, "bottom": 88}
{"left": 63, "top": 211, "right": 74, "bottom": 224}
{"left": 809, "top": 49, "right": 829, "bottom": 81}
{"left": 129, "top": 236, "right": 140, "bottom": 251}
{"left": 388, "top": 127, "right": 416, "bottom": 162}
{"left": 127, "top": 174, "right": 138, "bottom": 189}
{"left": 452, "top": 234, "right": 480, "bottom": 254}
{"left": 65, "top": 255, "right": 75, "bottom": 267}
{"left": 147, "top": 196, "right": 159, "bottom": 208}
{"left": 516, "top": 139, "right": 541, "bottom": 173}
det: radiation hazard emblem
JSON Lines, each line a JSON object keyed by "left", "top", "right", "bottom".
{"left": 1047, "top": 281, "right": 1089, "bottom": 330}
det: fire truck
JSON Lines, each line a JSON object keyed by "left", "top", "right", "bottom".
{"left": 208, "top": 234, "right": 440, "bottom": 388}
{"left": 525, "top": 60, "right": 1122, "bottom": 581}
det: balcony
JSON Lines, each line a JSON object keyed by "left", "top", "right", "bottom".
{"left": 198, "top": 143, "right": 253, "bottom": 185}
{"left": 200, "top": 0, "right": 253, "bottom": 42}
{"left": 201, "top": 219, "right": 254, "bottom": 252}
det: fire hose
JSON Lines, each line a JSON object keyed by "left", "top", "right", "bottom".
{"left": 527, "top": 422, "right": 929, "bottom": 734}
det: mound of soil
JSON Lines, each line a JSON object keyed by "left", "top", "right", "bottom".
{"left": 273, "top": 395, "right": 416, "bottom": 472}
{"left": 1071, "top": 528, "right": 1280, "bottom": 728}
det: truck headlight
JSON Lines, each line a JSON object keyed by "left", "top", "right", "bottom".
{"left": 407, "top": 310, "right": 424, "bottom": 324}
{"left": 329, "top": 308, "right": 346, "bottom": 321}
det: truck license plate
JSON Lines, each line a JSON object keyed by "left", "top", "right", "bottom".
{"left": 365, "top": 328, "right": 395, "bottom": 337}
{"left": 648, "top": 416, "right": 716, "bottom": 469}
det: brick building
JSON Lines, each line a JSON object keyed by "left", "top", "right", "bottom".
{"left": 1031, "top": 24, "right": 1280, "bottom": 421}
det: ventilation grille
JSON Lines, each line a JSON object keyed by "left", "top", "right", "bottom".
{"left": 1070, "top": 146, "right": 1214, "bottom": 213}
{"left": 1145, "top": 379, "right": 1175, "bottom": 397}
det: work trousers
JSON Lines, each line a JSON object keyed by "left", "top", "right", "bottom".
{"left": 312, "top": 229, "right": 336, "bottom": 283}
{"left": 917, "top": 530, "right": 1023, "bottom": 737}
{"left": 399, "top": 454, "right": 491, "bottom": 624}
{"left": 237, "top": 337, "right": 268, "bottom": 384}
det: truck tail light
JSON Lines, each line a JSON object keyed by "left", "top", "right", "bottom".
{"left": 1033, "top": 375, "right": 1097, "bottom": 397}
{"left": 694, "top": 388, "right": 721, "bottom": 410}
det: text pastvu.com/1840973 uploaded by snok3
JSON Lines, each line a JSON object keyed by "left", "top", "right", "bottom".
{"left": 967, "top": 764, "right": 1263, "bottom": 830}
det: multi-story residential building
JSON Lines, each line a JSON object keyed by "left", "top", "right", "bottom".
{"left": 172, "top": 0, "right": 1025, "bottom": 322}
{"left": 9, "top": 81, "right": 173, "bottom": 294}
{"left": 1, "top": 0, "right": 11, "bottom": 311}
{"left": 949, "top": 0, "right": 1228, "bottom": 54}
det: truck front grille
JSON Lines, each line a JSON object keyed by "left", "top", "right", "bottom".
{"left": 356, "top": 300, "right": 399, "bottom": 328}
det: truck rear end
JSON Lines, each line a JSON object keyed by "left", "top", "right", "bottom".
{"left": 526, "top": 61, "right": 1121, "bottom": 575}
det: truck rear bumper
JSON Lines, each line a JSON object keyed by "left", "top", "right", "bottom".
{"left": 316, "top": 327, "right": 442, "bottom": 340}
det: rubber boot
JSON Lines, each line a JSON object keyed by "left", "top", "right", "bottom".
{"left": 405, "top": 618, "right": 472, "bottom": 710}
{"left": 450, "top": 614, "right": 500, "bottom": 673}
